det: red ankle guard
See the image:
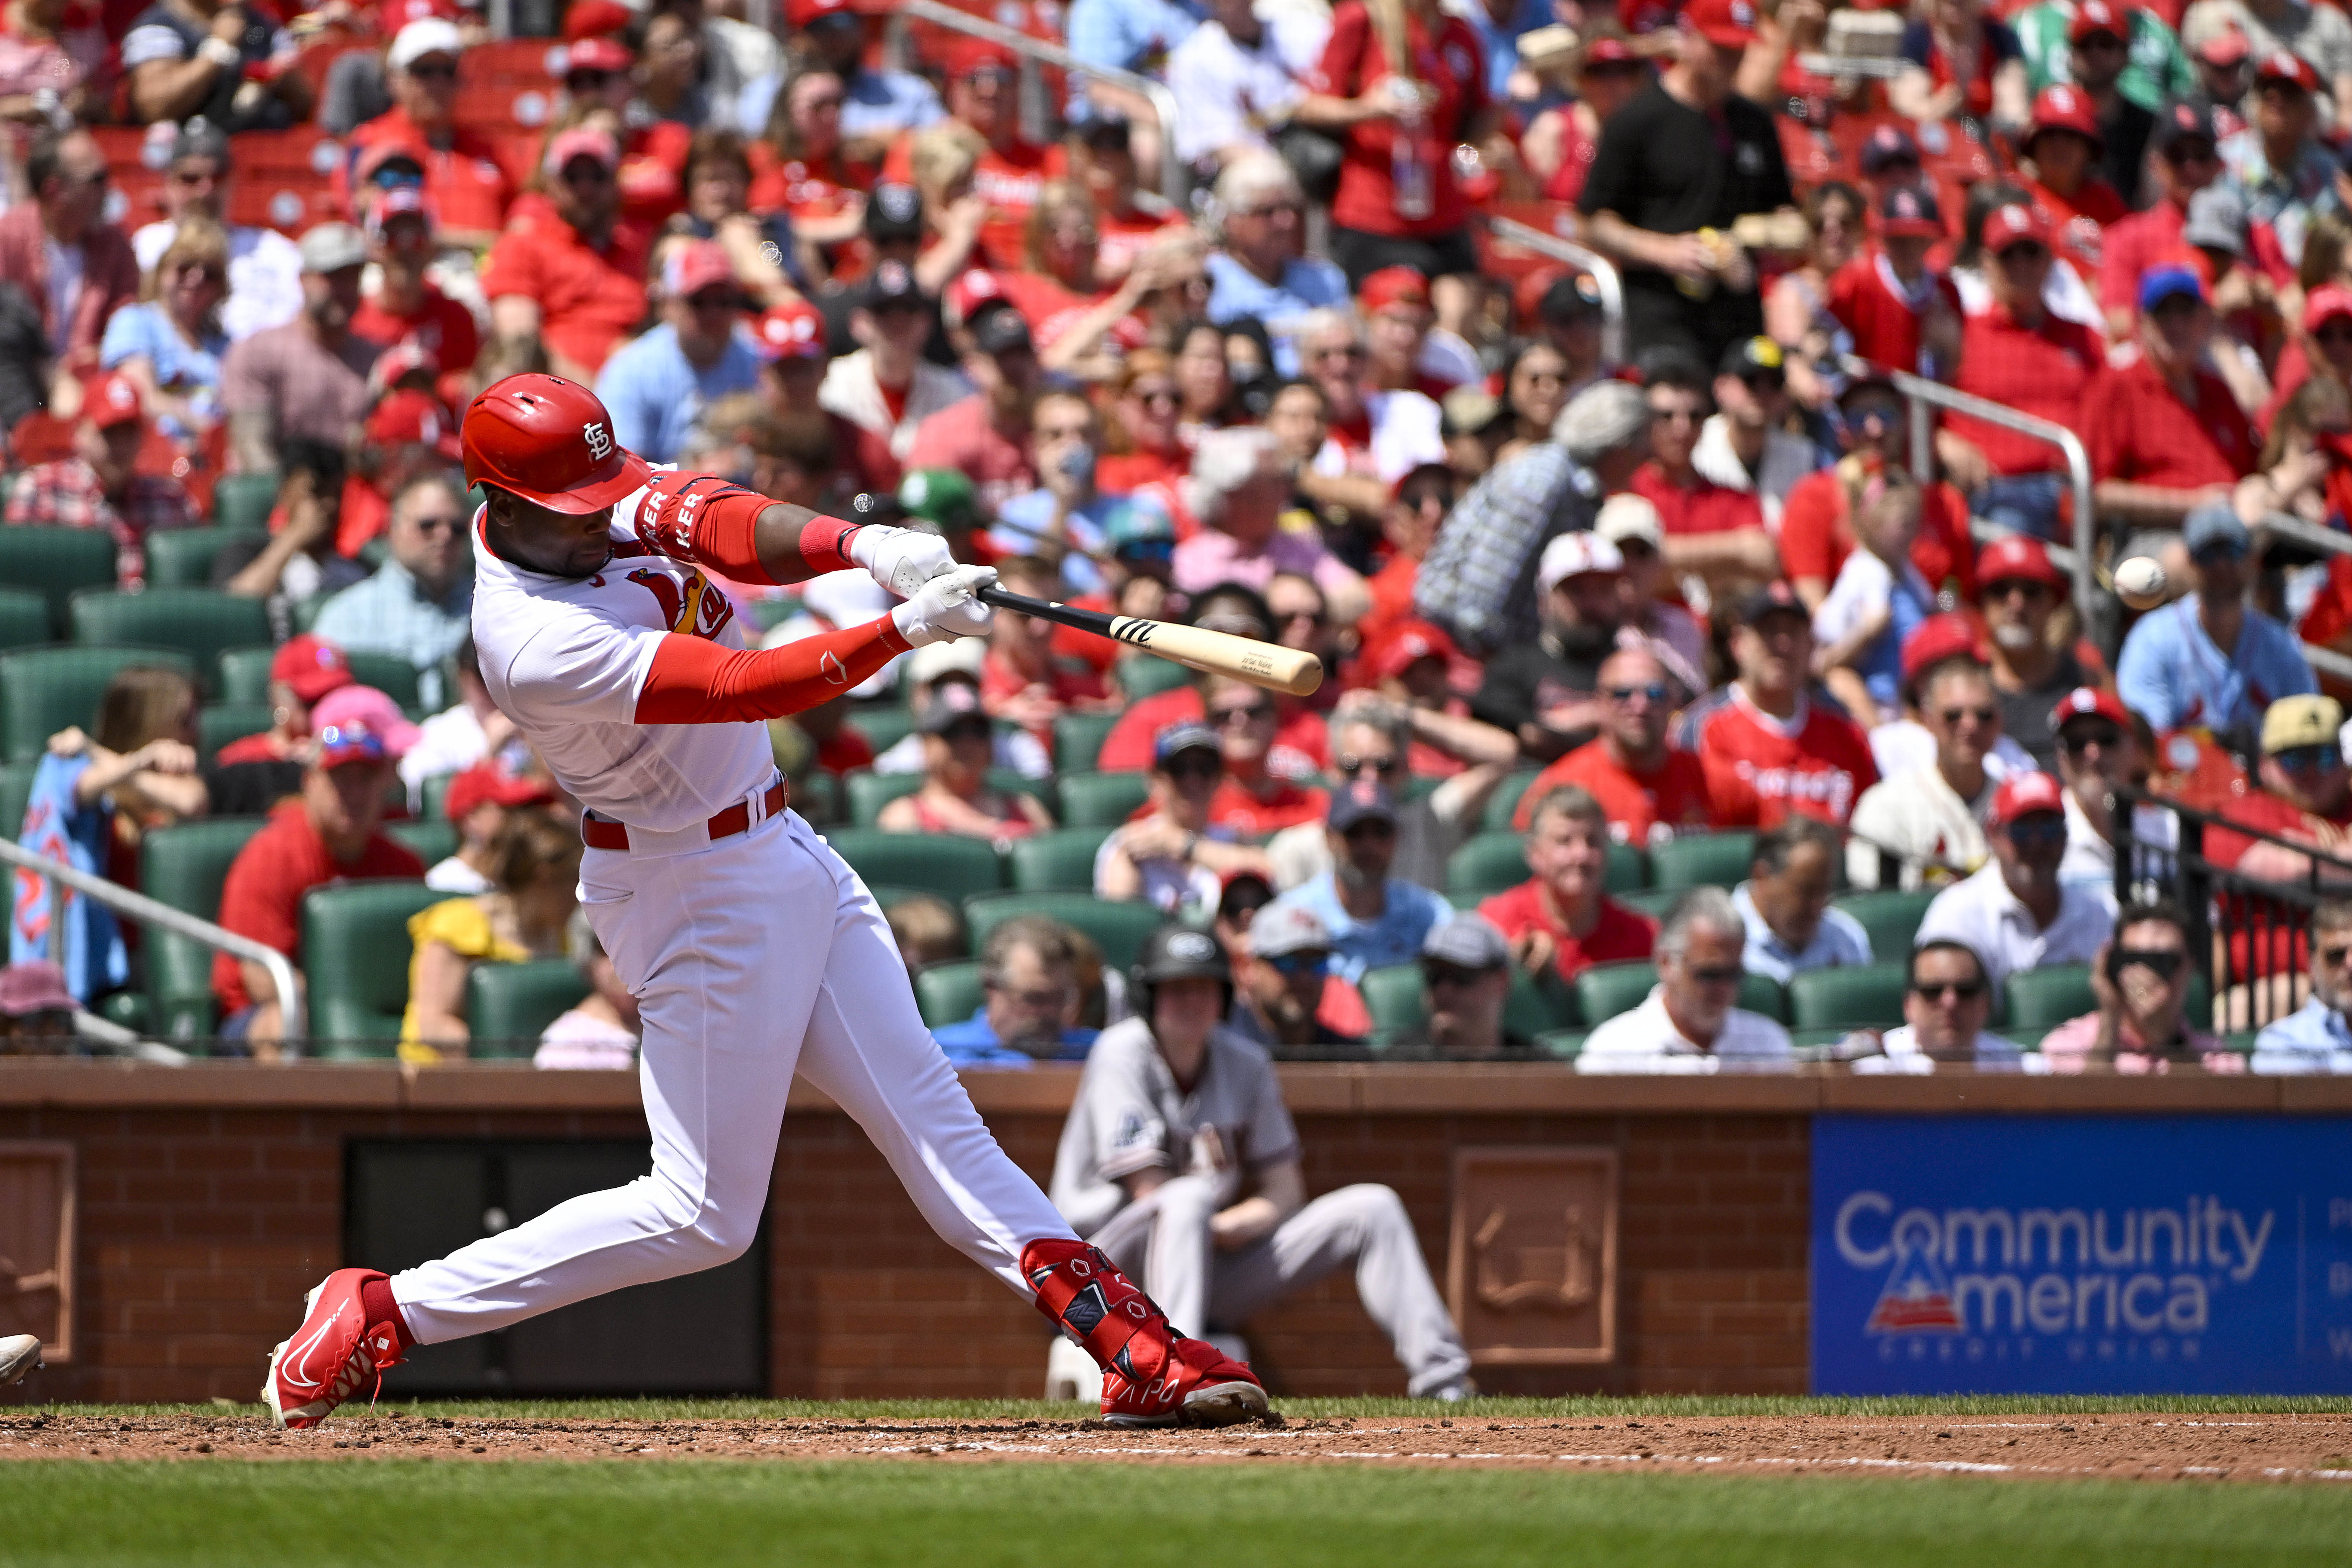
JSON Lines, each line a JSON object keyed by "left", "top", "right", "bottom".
{"left": 1019, "top": 1238, "right": 1177, "bottom": 1386}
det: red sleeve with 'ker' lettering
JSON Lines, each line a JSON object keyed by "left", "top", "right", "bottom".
{"left": 628, "top": 471, "right": 863, "bottom": 587}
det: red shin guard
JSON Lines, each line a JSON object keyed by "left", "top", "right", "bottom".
{"left": 1019, "top": 1238, "right": 1176, "bottom": 1387}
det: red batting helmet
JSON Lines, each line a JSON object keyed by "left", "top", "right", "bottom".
{"left": 461, "top": 374, "right": 649, "bottom": 514}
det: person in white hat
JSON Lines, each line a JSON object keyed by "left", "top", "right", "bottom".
{"left": 1470, "top": 529, "right": 1625, "bottom": 761}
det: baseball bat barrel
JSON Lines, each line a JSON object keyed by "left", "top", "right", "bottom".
{"left": 975, "top": 587, "right": 1324, "bottom": 698}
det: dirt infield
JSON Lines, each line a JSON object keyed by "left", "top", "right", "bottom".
{"left": 6, "top": 1410, "right": 2352, "bottom": 1483}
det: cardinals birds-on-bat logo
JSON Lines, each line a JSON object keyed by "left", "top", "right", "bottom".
{"left": 628, "top": 566, "right": 736, "bottom": 642}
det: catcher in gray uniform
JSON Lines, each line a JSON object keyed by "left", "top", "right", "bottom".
{"left": 1048, "top": 926, "right": 1474, "bottom": 1399}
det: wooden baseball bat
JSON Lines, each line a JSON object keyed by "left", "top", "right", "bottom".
{"left": 976, "top": 587, "right": 1324, "bottom": 698}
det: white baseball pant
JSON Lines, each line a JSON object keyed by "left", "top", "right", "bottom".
{"left": 390, "top": 809, "right": 1076, "bottom": 1342}
{"left": 1089, "top": 1175, "right": 1473, "bottom": 1397}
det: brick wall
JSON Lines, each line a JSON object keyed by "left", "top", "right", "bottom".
{"left": 7, "top": 1065, "right": 2335, "bottom": 1404}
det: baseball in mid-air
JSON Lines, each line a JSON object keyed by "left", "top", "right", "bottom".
{"left": 2115, "top": 556, "right": 2168, "bottom": 610}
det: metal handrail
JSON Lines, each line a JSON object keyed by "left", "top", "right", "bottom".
{"left": 889, "top": 0, "right": 1188, "bottom": 203}
{"left": 1480, "top": 213, "right": 1628, "bottom": 367}
{"left": 1868, "top": 362, "right": 2098, "bottom": 636}
{"left": 0, "top": 838, "right": 306, "bottom": 1044}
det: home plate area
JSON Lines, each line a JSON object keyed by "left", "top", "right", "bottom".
{"left": 6, "top": 1410, "right": 2352, "bottom": 1482}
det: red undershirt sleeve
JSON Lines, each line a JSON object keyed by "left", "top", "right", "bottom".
{"left": 633, "top": 617, "right": 912, "bottom": 725}
{"left": 632, "top": 473, "right": 863, "bottom": 586}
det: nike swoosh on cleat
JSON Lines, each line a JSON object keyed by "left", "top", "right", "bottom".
{"left": 279, "top": 1315, "right": 340, "bottom": 1393}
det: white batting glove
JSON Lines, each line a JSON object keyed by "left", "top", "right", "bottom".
{"left": 891, "top": 565, "right": 998, "bottom": 646}
{"left": 853, "top": 525, "right": 961, "bottom": 599}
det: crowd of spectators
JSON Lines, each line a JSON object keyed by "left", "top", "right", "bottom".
{"left": 4, "top": 0, "right": 2352, "bottom": 1081}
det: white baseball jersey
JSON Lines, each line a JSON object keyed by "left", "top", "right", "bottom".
{"left": 470, "top": 488, "right": 777, "bottom": 834}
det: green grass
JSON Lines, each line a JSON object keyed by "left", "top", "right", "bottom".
{"left": 29, "top": 1394, "right": 2352, "bottom": 1423}
{"left": 0, "top": 1459, "right": 2346, "bottom": 1568}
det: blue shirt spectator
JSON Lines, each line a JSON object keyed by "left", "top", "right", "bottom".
{"left": 99, "top": 300, "right": 226, "bottom": 441}
{"left": 933, "top": 915, "right": 1102, "bottom": 1068}
{"left": 2251, "top": 996, "right": 2352, "bottom": 1073}
{"left": 593, "top": 244, "right": 766, "bottom": 464}
{"left": 1730, "top": 822, "right": 1876, "bottom": 986}
{"left": 1733, "top": 882, "right": 1873, "bottom": 984}
{"left": 311, "top": 473, "right": 473, "bottom": 712}
{"left": 1266, "top": 781, "right": 1452, "bottom": 982}
{"left": 1066, "top": 0, "right": 1204, "bottom": 117}
{"left": 1205, "top": 250, "right": 1350, "bottom": 375}
{"left": 2115, "top": 505, "right": 2316, "bottom": 743}
{"left": 933, "top": 1007, "right": 1099, "bottom": 1067}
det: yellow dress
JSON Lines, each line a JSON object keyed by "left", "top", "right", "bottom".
{"left": 399, "top": 898, "right": 529, "bottom": 1064}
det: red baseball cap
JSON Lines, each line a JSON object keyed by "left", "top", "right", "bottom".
{"left": 2256, "top": 48, "right": 2321, "bottom": 93}
{"left": 1877, "top": 183, "right": 1944, "bottom": 239}
{"left": 661, "top": 239, "right": 738, "bottom": 301}
{"left": 1583, "top": 35, "right": 1638, "bottom": 68}
{"left": 2028, "top": 84, "right": 2103, "bottom": 148}
{"left": 366, "top": 387, "right": 462, "bottom": 459}
{"left": 944, "top": 267, "right": 1006, "bottom": 326}
{"left": 753, "top": 298, "right": 828, "bottom": 361}
{"left": 462, "top": 372, "right": 650, "bottom": 514}
{"left": 945, "top": 38, "right": 1020, "bottom": 80}
{"left": 1364, "top": 618, "right": 1457, "bottom": 684}
{"left": 382, "top": 0, "right": 461, "bottom": 30}
{"left": 1899, "top": 611, "right": 1991, "bottom": 686}
{"left": 2048, "top": 686, "right": 2130, "bottom": 734}
{"left": 787, "top": 0, "right": 857, "bottom": 26}
{"left": 270, "top": 633, "right": 355, "bottom": 704}
{"left": 543, "top": 126, "right": 620, "bottom": 177}
{"left": 562, "top": 0, "right": 633, "bottom": 41}
{"left": 2308, "top": 283, "right": 2352, "bottom": 332}
{"left": 1977, "top": 534, "right": 2066, "bottom": 591}
{"left": 85, "top": 371, "right": 143, "bottom": 430}
{"left": 565, "top": 35, "right": 634, "bottom": 73}
{"left": 1981, "top": 200, "right": 2051, "bottom": 253}
{"left": 2197, "top": 26, "right": 2250, "bottom": 67}
{"left": 1990, "top": 770, "right": 2067, "bottom": 826}
{"left": 2067, "top": 0, "right": 2128, "bottom": 43}
{"left": 1684, "top": 0, "right": 1759, "bottom": 48}
{"left": 444, "top": 759, "right": 558, "bottom": 823}
{"left": 1359, "top": 265, "right": 1431, "bottom": 318}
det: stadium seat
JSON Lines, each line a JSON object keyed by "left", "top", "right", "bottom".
{"left": 386, "top": 819, "right": 458, "bottom": 866}
{"left": 420, "top": 769, "right": 455, "bottom": 824}
{"left": 1650, "top": 831, "right": 1757, "bottom": 890}
{"left": 301, "top": 879, "right": 442, "bottom": 1056}
{"left": 1359, "top": 964, "right": 1424, "bottom": 1039}
{"left": 1614, "top": 888, "right": 1681, "bottom": 920}
{"left": 1740, "top": 973, "right": 1789, "bottom": 1022}
{"left": 1507, "top": 969, "right": 1581, "bottom": 1035}
{"left": 217, "top": 645, "right": 275, "bottom": 705}
{"left": 466, "top": 959, "right": 590, "bottom": 1060}
{"left": 1830, "top": 888, "right": 1939, "bottom": 962}
{"left": 198, "top": 702, "right": 272, "bottom": 760}
{"left": 850, "top": 705, "right": 916, "bottom": 757}
{"left": 2003, "top": 964, "right": 2096, "bottom": 1028}
{"left": 1059, "top": 771, "right": 1150, "bottom": 828}
{"left": 0, "top": 759, "right": 34, "bottom": 843}
{"left": 0, "top": 645, "right": 197, "bottom": 762}
{"left": 69, "top": 588, "right": 271, "bottom": 692}
{"left": 1534, "top": 1028, "right": 1587, "bottom": 1059}
{"left": 344, "top": 652, "right": 423, "bottom": 716}
{"left": 140, "top": 816, "right": 267, "bottom": 1043}
{"left": 1575, "top": 959, "right": 1654, "bottom": 1025}
{"left": 1115, "top": 654, "right": 1191, "bottom": 698}
{"left": 1482, "top": 769, "right": 1547, "bottom": 832}
{"left": 1054, "top": 710, "right": 1120, "bottom": 772}
{"left": 211, "top": 472, "right": 281, "bottom": 533}
{"left": 0, "top": 590, "right": 47, "bottom": 654}
{"left": 145, "top": 527, "right": 263, "bottom": 588}
{"left": 1446, "top": 832, "right": 1645, "bottom": 900}
{"left": 915, "top": 960, "right": 984, "bottom": 1028}
{"left": 787, "top": 769, "right": 844, "bottom": 826}
{"left": 1009, "top": 828, "right": 1114, "bottom": 892}
{"left": 823, "top": 828, "right": 1004, "bottom": 900}
{"left": 962, "top": 893, "right": 1165, "bottom": 969}
{"left": 1788, "top": 962, "right": 1910, "bottom": 1031}
{"left": 1, "top": 526, "right": 119, "bottom": 637}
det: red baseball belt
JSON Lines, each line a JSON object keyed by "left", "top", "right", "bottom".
{"left": 581, "top": 777, "right": 788, "bottom": 853}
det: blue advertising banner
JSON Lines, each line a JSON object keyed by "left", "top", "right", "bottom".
{"left": 1811, "top": 1115, "right": 2352, "bottom": 1394}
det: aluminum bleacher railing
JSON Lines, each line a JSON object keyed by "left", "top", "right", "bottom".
{"left": 1478, "top": 213, "right": 1627, "bottom": 369}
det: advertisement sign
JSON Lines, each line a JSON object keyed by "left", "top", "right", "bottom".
{"left": 1812, "top": 1115, "right": 2352, "bottom": 1394}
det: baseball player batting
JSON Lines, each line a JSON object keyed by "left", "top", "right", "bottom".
{"left": 260, "top": 375, "right": 1264, "bottom": 1430}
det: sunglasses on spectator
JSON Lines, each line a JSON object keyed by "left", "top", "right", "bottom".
{"left": 408, "top": 512, "right": 465, "bottom": 534}
{"left": 1740, "top": 370, "right": 1786, "bottom": 394}
{"left": 2192, "top": 541, "right": 2247, "bottom": 565}
{"left": 1604, "top": 683, "right": 1671, "bottom": 705}
{"left": 1422, "top": 962, "right": 1493, "bottom": 989}
{"left": 568, "top": 69, "right": 619, "bottom": 89}
{"left": 1685, "top": 964, "right": 1743, "bottom": 986}
{"left": 2002, "top": 816, "right": 2068, "bottom": 847}
{"left": 1131, "top": 386, "right": 1180, "bottom": 407}
{"left": 2114, "top": 948, "right": 2185, "bottom": 978}
{"left": 2318, "top": 323, "right": 2352, "bottom": 345}
{"left": 168, "top": 166, "right": 220, "bottom": 188}
{"left": 1235, "top": 200, "right": 1304, "bottom": 219}
{"left": 2273, "top": 743, "right": 2341, "bottom": 772}
{"left": 984, "top": 980, "right": 1074, "bottom": 1010}
{"left": 1115, "top": 540, "right": 1174, "bottom": 564}
{"left": 940, "top": 717, "right": 993, "bottom": 744}
{"left": 1911, "top": 979, "right": 1986, "bottom": 1002}
{"left": 1308, "top": 344, "right": 1364, "bottom": 362}
{"left": 687, "top": 288, "right": 739, "bottom": 312}
{"left": 2059, "top": 724, "right": 2122, "bottom": 753}
{"left": 1210, "top": 703, "right": 1273, "bottom": 726}
{"left": 1651, "top": 405, "right": 1704, "bottom": 425}
{"left": 2164, "top": 143, "right": 2219, "bottom": 166}
{"left": 406, "top": 59, "right": 458, "bottom": 80}
{"left": 561, "top": 161, "right": 616, "bottom": 186}
{"left": 1996, "top": 241, "right": 2050, "bottom": 264}
{"left": 1266, "top": 952, "right": 1330, "bottom": 978}
{"left": 2321, "top": 943, "right": 2352, "bottom": 969}
{"left": 1937, "top": 705, "right": 1997, "bottom": 726}
{"left": 1343, "top": 819, "right": 1397, "bottom": 841}
{"left": 1402, "top": 485, "right": 1454, "bottom": 510}
{"left": 171, "top": 261, "right": 226, "bottom": 285}
{"left": 1985, "top": 577, "right": 2050, "bottom": 603}
{"left": 1336, "top": 753, "right": 1402, "bottom": 778}
{"left": 1165, "top": 754, "right": 1223, "bottom": 780}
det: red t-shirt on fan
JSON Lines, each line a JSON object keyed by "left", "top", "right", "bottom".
{"left": 2081, "top": 355, "right": 2259, "bottom": 492}
{"left": 1476, "top": 882, "right": 1658, "bottom": 983}
{"left": 210, "top": 803, "right": 425, "bottom": 1013}
{"left": 1676, "top": 688, "right": 1879, "bottom": 829}
{"left": 1825, "top": 251, "right": 1962, "bottom": 375}
{"left": 1630, "top": 464, "right": 1766, "bottom": 537}
{"left": 1949, "top": 303, "right": 2099, "bottom": 476}
{"left": 1510, "top": 739, "right": 1720, "bottom": 846}
{"left": 1307, "top": 0, "right": 1490, "bottom": 239}
{"left": 1778, "top": 469, "right": 1977, "bottom": 599}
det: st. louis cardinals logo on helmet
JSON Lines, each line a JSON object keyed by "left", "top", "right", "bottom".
{"left": 461, "top": 374, "right": 649, "bottom": 516}
{"left": 584, "top": 420, "right": 614, "bottom": 461}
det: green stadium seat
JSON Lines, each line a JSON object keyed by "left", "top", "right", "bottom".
{"left": 1483, "top": 769, "right": 1548, "bottom": 832}
{"left": 420, "top": 769, "right": 456, "bottom": 824}
{"left": 1115, "top": 654, "right": 1192, "bottom": 699}
{"left": 198, "top": 702, "right": 272, "bottom": 761}
{"left": 1009, "top": 828, "right": 1114, "bottom": 892}
{"left": 0, "top": 645, "right": 197, "bottom": 762}
{"left": 1507, "top": 969, "right": 1581, "bottom": 1035}
{"left": 1788, "top": 962, "right": 1910, "bottom": 1031}
{"left": 217, "top": 645, "right": 275, "bottom": 705}
{"left": 69, "top": 588, "right": 270, "bottom": 692}
{"left": 1055, "top": 711, "right": 1121, "bottom": 773}
{"left": 1449, "top": 832, "right": 1645, "bottom": 900}
{"left": 1650, "top": 831, "right": 1757, "bottom": 890}
{"left": 0, "top": 590, "right": 48, "bottom": 654}
{"left": 848, "top": 770, "right": 923, "bottom": 826}
{"left": 465, "top": 959, "right": 590, "bottom": 1059}
{"left": 301, "top": 879, "right": 442, "bottom": 1056}
{"left": 140, "top": 817, "right": 267, "bottom": 1043}
{"left": 1831, "top": 888, "right": 1939, "bottom": 961}
{"left": 1060, "top": 771, "right": 1151, "bottom": 828}
{"left": 915, "top": 960, "right": 984, "bottom": 1029}
{"left": 289, "top": 594, "right": 323, "bottom": 635}
{"left": 211, "top": 472, "right": 281, "bottom": 533}
{"left": 787, "top": 769, "right": 844, "bottom": 826}
{"left": 1363, "top": 964, "right": 1576, "bottom": 1045}
{"left": 1613, "top": 888, "right": 1681, "bottom": 920}
{"left": 849, "top": 704, "right": 916, "bottom": 757}
{"left": 824, "top": 828, "right": 1004, "bottom": 900}
{"left": 1359, "top": 964, "right": 1424, "bottom": 1039}
{"left": 146, "top": 527, "right": 264, "bottom": 589}
{"left": 2006, "top": 1025, "right": 2052, "bottom": 1051}
{"left": 0, "top": 759, "right": 35, "bottom": 841}
{"left": 1739, "top": 972, "right": 1788, "bottom": 1022}
{"left": 962, "top": 893, "right": 1165, "bottom": 969}
{"left": 1535, "top": 1029, "right": 1587, "bottom": 1059}
{"left": 343, "top": 652, "right": 423, "bottom": 716}
{"left": 0, "top": 526, "right": 118, "bottom": 636}
{"left": 385, "top": 819, "right": 458, "bottom": 866}
{"left": 1575, "top": 959, "right": 1654, "bottom": 1026}
{"left": 2003, "top": 964, "right": 2096, "bottom": 1028}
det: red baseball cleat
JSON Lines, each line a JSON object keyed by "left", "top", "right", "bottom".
{"left": 1021, "top": 1239, "right": 1267, "bottom": 1429}
{"left": 261, "top": 1269, "right": 407, "bottom": 1430}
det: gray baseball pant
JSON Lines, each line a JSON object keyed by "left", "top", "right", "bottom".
{"left": 1091, "top": 1175, "right": 1473, "bottom": 1397}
